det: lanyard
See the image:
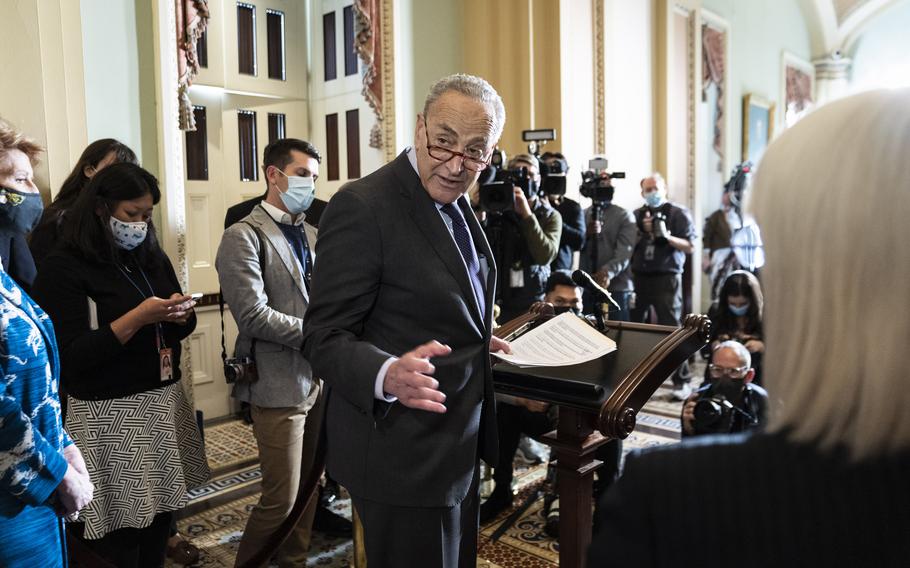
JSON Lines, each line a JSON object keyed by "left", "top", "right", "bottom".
{"left": 115, "top": 262, "right": 166, "bottom": 351}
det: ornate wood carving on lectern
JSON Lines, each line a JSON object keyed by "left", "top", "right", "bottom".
{"left": 493, "top": 306, "right": 710, "bottom": 568}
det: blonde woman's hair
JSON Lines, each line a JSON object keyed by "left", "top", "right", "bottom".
{"left": 751, "top": 88, "right": 910, "bottom": 460}
{"left": 0, "top": 118, "right": 43, "bottom": 174}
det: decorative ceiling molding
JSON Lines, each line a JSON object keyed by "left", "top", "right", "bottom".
{"left": 833, "top": 0, "right": 872, "bottom": 25}
{"left": 801, "top": 0, "right": 903, "bottom": 55}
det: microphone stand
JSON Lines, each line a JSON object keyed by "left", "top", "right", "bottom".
{"left": 588, "top": 201, "right": 607, "bottom": 331}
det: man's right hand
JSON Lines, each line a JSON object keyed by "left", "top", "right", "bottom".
{"left": 586, "top": 219, "right": 602, "bottom": 236}
{"left": 681, "top": 394, "right": 698, "bottom": 435}
{"left": 56, "top": 464, "right": 94, "bottom": 516}
{"left": 384, "top": 340, "right": 452, "bottom": 413}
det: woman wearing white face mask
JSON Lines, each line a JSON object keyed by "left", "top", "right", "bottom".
{"left": 31, "top": 163, "right": 210, "bottom": 567}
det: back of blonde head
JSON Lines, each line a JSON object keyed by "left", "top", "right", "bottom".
{"left": 752, "top": 88, "right": 910, "bottom": 460}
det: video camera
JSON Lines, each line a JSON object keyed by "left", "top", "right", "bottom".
{"left": 540, "top": 156, "right": 567, "bottom": 196}
{"left": 478, "top": 165, "right": 538, "bottom": 214}
{"left": 580, "top": 157, "right": 624, "bottom": 202}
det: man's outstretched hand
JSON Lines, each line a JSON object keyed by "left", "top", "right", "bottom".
{"left": 384, "top": 341, "right": 452, "bottom": 413}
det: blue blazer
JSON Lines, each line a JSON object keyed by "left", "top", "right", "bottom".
{"left": 0, "top": 266, "right": 71, "bottom": 567}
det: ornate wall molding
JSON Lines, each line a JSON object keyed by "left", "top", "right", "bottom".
{"left": 687, "top": 14, "right": 697, "bottom": 209}
{"left": 380, "top": 0, "right": 396, "bottom": 162}
{"left": 153, "top": 0, "right": 193, "bottom": 400}
{"left": 593, "top": 0, "right": 605, "bottom": 154}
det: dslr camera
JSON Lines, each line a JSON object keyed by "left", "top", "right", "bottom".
{"left": 651, "top": 211, "right": 670, "bottom": 244}
{"left": 693, "top": 381, "right": 749, "bottom": 435}
{"left": 223, "top": 355, "right": 258, "bottom": 384}
{"left": 580, "top": 157, "right": 625, "bottom": 203}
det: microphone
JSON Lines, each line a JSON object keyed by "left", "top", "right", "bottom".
{"left": 572, "top": 269, "right": 620, "bottom": 311}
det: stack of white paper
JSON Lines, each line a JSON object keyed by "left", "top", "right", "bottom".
{"left": 493, "top": 312, "right": 617, "bottom": 367}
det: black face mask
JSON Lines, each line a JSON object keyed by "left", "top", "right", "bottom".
{"left": 0, "top": 187, "right": 44, "bottom": 234}
{"left": 712, "top": 378, "right": 746, "bottom": 403}
{"left": 553, "top": 305, "right": 582, "bottom": 317}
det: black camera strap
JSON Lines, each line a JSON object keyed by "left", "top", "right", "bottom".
{"left": 220, "top": 220, "right": 265, "bottom": 365}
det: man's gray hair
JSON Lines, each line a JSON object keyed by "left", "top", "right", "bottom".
{"left": 508, "top": 153, "right": 539, "bottom": 172}
{"left": 714, "top": 340, "right": 752, "bottom": 369}
{"left": 640, "top": 172, "right": 666, "bottom": 190}
{"left": 423, "top": 74, "right": 506, "bottom": 143}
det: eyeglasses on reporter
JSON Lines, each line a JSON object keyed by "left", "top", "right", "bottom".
{"left": 708, "top": 364, "right": 750, "bottom": 379}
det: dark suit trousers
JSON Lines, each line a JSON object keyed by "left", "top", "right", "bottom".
{"left": 631, "top": 273, "right": 691, "bottom": 385}
{"left": 494, "top": 402, "right": 555, "bottom": 490}
{"left": 350, "top": 467, "right": 480, "bottom": 568}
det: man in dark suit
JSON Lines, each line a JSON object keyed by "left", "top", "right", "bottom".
{"left": 302, "top": 74, "right": 510, "bottom": 568}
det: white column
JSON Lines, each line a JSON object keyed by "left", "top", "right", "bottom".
{"left": 813, "top": 53, "right": 853, "bottom": 105}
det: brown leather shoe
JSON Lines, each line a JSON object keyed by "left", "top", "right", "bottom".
{"left": 167, "top": 539, "right": 201, "bottom": 565}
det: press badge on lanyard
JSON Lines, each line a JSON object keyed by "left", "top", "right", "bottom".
{"left": 157, "top": 325, "right": 173, "bottom": 382}
{"left": 116, "top": 263, "right": 174, "bottom": 382}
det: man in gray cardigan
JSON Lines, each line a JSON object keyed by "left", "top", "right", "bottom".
{"left": 216, "top": 138, "right": 324, "bottom": 567}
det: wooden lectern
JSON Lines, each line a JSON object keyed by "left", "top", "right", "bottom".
{"left": 492, "top": 305, "right": 711, "bottom": 568}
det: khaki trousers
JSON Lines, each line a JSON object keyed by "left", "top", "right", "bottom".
{"left": 234, "top": 382, "right": 323, "bottom": 568}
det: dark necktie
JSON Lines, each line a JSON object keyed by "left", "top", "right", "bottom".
{"left": 440, "top": 202, "right": 486, "bottom": 319}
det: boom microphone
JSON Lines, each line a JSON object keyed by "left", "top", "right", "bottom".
{"left": 571, "top": 269, "right": 621, "bottom": 311}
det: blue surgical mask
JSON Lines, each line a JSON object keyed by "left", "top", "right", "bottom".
{"left": 728, "top": 303, "right": 750, "bottom": 317}
{"left": 275, "top": 170, "right": 316, "bottom": 214}
{"left": 644, "top": 191, "right": 664, "bottom": 208}
{"left": 109, "top": 216, "right": 148, "bottom": 250}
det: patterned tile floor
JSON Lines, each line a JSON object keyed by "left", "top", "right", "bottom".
{"left": 169, "top": 372, "right": 693, "bottom": 567}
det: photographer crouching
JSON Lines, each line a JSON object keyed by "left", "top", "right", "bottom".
{"left": 474, "top": 153, "right": 562, "bottom": 323}
{"left": 681, "top": 341, "right": 768, "bottom": 437}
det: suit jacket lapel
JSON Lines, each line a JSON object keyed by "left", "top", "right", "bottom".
{"left": 392, "top": 154, "right": 485, "bottom": 331}
{"left": 249, "top": 207, "right": 309, "bottom": 302}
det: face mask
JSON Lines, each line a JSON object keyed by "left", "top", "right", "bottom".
{"left": 109, "top": 216, "right": 149, "bottom": 250}
{"left": 0, "top": 187, "right": 44, "bottom": 234}
{"left": 553, "top": 305, "right": 582, "bottom": 317}
{"left": 712, "top": 378, "right": 746, "bottom": 402}
{"left": 644, "top": 191, "right": 664, "bottom": 208}
{"left": 275, "top": 169, "right": 316, "bottom": 214}
{"left": 728, "top": 303, "right": 750, "bottom": 317}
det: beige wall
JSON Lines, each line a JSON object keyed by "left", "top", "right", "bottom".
{"left": 0, "top": 0, "right": 87, "bottom": 200}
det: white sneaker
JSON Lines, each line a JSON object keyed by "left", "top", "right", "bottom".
{"left": 671, "top": 383, "right": 693, "bottom": 401}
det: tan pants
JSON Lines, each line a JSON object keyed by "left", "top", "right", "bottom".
{"left": 234, "top": 382, "right": 323, "bottom": 568}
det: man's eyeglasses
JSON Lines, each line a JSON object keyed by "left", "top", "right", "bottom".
{"left": 424, "top": 120, "right": 491, "bottom": 172}
{"left": 708, "top": 364, "right": 750, "bottom": 379}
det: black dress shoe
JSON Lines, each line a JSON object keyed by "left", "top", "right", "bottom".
{"left": 479, "top": 488, "right": 513, "bottom": 524}
{"left": 544, "top": 496, "right": 559, "bottom": 538}
{"left": 312, "top": 505, "right": 353, "bottom": 538}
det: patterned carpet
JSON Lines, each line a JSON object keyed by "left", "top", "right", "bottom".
{"left": 168, "top": 377, "right": 689, "bottom": 567}
{"left": 203, "top": 419, "right": 259, "bottom": 474}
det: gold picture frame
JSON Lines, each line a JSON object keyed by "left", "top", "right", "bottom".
{"left": 742, "top": 94, "right": 775, "bottom": 164}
